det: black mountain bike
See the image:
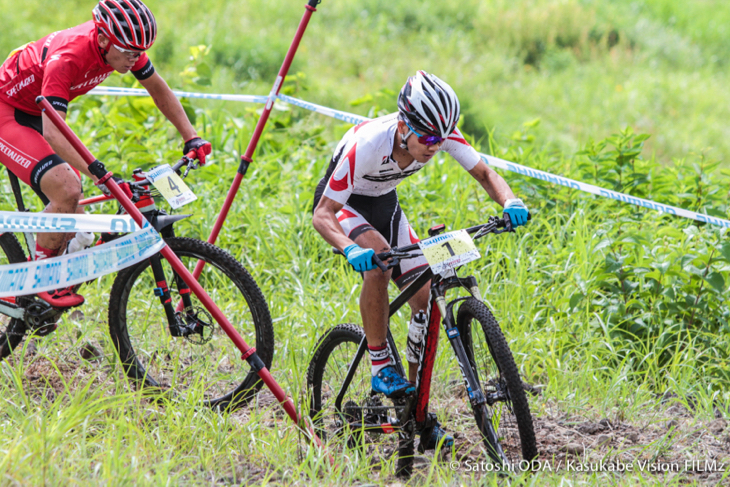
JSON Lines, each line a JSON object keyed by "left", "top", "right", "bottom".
{"left": 307, "top": 215, "right": 537, "bottom": 477}
{"left": 0, "top": 156, "right": 273, "bottom": 410}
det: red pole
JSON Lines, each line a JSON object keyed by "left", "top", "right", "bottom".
{"left": 191, "top": 0, "right": 320, "bottom": 281}
{"left": 36, "top": 96, "right": 323, "bottom": 448}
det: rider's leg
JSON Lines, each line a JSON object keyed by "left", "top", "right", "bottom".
{"left": 354, "top": 229, "right": 414, "bottom": 397}
{"left": 36, "top": 163, "right": 83, "bottom": 252}
{"left": 353, "top": 229, "right": 391, "bottom": 365}
{"left": 34, "top": 163, "right": 85, "bottom": 308}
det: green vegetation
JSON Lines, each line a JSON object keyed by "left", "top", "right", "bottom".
{"left": 1, "top": 0, "right": 729, "bottom": 485}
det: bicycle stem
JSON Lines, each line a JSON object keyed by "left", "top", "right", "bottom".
{"left": 35, "top": 95, "right": 324, "bottom": 449}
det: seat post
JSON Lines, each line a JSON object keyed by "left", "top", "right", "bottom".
{"left": 6, "top": 169, "right": 26, "bottom": 212}
{"left": 5, "top": 168, "right": 35, "bottom": 258}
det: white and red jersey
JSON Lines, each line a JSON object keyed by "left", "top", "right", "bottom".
{"left": 0, "top": 21, "right": 154, "bottom": 116}
{"left": 321, "top": 113, "right": 481, "bottom": 206}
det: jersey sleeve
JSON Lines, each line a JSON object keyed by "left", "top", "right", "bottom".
{"left": 131, "top": 53, "right": 155, "bottom": 81}
{"left": 322, "top": 137, "right": 379, "bottom": 205}
{"left": 40, "top": 56, "right": 81, "bottom": 113}
{"left": 443, "top": 127, "right": 481, "bottom": 172}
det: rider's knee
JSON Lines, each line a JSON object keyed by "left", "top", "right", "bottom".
{"left": 43, "top": 172, "right": 82, "bottom": 209}
{"left": 363, "top": 267, "right": 392, "bottom": 285}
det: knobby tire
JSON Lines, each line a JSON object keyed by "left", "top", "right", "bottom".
{"left": 108, "top": 237, "right": 274, "bottom": 411}
{"left": 0, "top": 233, "right": 28, "bottom": 360}
{"left": 456, "top": 298, "right": 537, "bottom": 464}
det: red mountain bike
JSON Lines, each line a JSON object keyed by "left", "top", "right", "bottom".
{"left": 307, "top": 215, "right": 537, "bottom": 477}
{"left": 0, "top": 155, "right": 273, "bottom": 410}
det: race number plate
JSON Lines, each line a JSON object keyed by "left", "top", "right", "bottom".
{"left": 146, "top": 164, "right": 197, "bottom": 209}
{"left": 418, "top": 229, "right": 481, "bottom": 277}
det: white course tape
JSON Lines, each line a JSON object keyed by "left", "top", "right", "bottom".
{"left": 89, "top": 86, "right": 269, "bottom": 105}
{"left": 0, "top": 225, "right": 164, "bottom": 298}
{"left": 88, "top": 87, "right": 730, "bottom": 228}
{"left": 481, "top": 155, "right": 730, "bottom": 228}
{"left": 0, "top": 211, "right": 143, "bottom": 233}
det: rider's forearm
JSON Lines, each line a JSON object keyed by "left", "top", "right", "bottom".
{"left": 141, "top": 73, "right": 197, "bottom": 141}
{"left": 313, "top": 206, "right": 355, "bottom": 252}
{"left": 42, "top": 112, "right": 94, "bottom": 180}
{"left": 468, "top": 162, "right": 515, "bottom": 207}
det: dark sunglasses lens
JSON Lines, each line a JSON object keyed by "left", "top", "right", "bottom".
{"left": 419, "top": 135, "right": 443, "bottom": 146}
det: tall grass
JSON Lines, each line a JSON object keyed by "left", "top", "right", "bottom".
{"left": 0, "top": 0, "right": 729, "bottom": 484}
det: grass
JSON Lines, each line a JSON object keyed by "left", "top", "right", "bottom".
{"left": 1, "top": 0, "right": 729, "bottom": 485}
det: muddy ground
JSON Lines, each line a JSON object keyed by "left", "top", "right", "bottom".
{"left": 5, "top": 343, "right": 729, "bottom": 486}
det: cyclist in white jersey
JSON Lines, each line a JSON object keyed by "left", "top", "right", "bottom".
{"left": 312, "top": 71, "right": 529, "bottom": 450}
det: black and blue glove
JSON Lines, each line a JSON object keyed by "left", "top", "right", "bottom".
{"left": 343, "top": 244, "right": 377, "bottom": 272}
{"left": 503, "top": 198, "right": 529, "bottom": 227}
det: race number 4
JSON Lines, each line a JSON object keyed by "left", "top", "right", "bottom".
{"left": 418, "top": 229, "right": 481, "bottom": 277}
{"left": 146, "top": 164, "right": 197, "bottom": 209}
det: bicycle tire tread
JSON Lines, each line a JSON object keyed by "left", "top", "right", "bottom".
{"left": 457, "top": 298, "right": 538, "bottom": 461}
{"left": 0, "top": 233, "right": 28, "bottom": 360}
{"left": 108, "top": 237, "right": 274, "bottom": 410}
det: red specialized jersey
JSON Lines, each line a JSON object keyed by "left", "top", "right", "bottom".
{"left": 0, "top": 21, "right": 154, "bottom": 116}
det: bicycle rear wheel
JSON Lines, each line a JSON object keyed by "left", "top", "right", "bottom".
{"left": 307, "top": 323, "right": 402, "bottom": 459}
{"left": 456, "top": 298, "right": 537, "bottom": 465}
{"left": 108, "top": 237, "right": 274, "bottom": 410}
{"left": 0, "top": 233, "right": 28, "bottom": 361}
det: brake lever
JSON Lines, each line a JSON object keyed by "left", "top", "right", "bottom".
{"left": 372, "top": 253, "right": 389, "bottom": 273}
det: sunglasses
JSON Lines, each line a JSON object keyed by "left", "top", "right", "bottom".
{"left": 404, "top": 120, "right": 444, "bottom": 146}
{"left": 113, "top": 44, "right": 144, "bottom": 61}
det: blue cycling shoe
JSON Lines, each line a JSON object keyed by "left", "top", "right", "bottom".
{"left": 418, "top": 421, "right": 454, "bottom": 452}
{"left": 371, "top": 365, "right": 415, "bottom": 398}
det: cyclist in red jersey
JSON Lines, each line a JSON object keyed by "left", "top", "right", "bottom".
{"left": 0, "top": 0, "right": 212, "bottom": 308}
{"left": 312, "top": 71, "right": 530, "bottom": 451}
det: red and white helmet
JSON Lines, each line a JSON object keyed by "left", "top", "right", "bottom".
{"left": 397, "top": 71, "right": 461, "bottom": 138}
{"left": 93, "top": 0, "right": 157, "bottom": 51}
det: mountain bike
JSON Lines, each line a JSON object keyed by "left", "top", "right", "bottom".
{"left": 307, "top": 215, "right": 537, "bottom": 477}
{"left": 0, "top": 155, "right": 274, "bottom": 410}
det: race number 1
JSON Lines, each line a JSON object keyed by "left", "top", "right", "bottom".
{"left": 146, "top": 164, "right": 197, "bottom": 209}
{"left": 418, "top": 229, "right": 481, "bottom": 277}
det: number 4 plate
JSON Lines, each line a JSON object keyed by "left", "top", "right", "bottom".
{"left": 146, "top": 164, "right": 197, "bottom": 209}
{"left": 418, "top": 229, "right": 481, "bottom": 277}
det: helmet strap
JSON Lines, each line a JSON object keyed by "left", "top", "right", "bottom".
{"left": 96, "top": 27, "right": 112, "bottom": 63}
{"left": 399, "top": 129, "right": 414, "bottom": 150}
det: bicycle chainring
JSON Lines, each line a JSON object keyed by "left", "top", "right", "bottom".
{"left": 24, "top": 300, "right": 62, "bottom": 337}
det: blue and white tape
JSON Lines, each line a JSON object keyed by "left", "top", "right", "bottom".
{"left": 0, "top": 212, "right": 164, "bottom": 297}
{"left": 0, "top": 211, "right": 142, "bottom": 233}
{"left": 88, "top": 87, "right": 730, "bottom": 229}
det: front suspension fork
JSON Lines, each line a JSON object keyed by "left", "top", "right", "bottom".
{"left": 147, "top": 253, "right": 195, "bottom": 337}
{"left": 439, "top": 283, "right": 505, "bottom": 464}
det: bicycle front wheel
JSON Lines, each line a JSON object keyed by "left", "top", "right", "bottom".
{"left": 0, "top": 233, "right": 28, "bottom": 361}
{"left": 108, "top": 237, "right": 274, "bottom": 410}
{"left": 456, "top": 298, "right": 537, "bottom": 465}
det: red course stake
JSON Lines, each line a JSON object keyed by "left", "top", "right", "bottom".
{"left": 192, "top": 0, "right": 321, "bottom": 280}
{"left": 35, "top": 95, "right": 323, "bottom": 449}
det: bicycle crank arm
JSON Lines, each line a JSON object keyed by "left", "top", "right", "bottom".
{"left": 0, "top": 299, "right": 24, "bottom": 320}
{"left": 344, "top": 421, "right": 402, "bottom": 434}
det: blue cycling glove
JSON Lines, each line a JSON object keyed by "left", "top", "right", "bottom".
{"left": 503, "top": 198, "right": 529, "bottom": 227}
{"left": 343, "top": 244, "right": 377, "bottom": 272}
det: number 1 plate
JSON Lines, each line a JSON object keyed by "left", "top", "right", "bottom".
{"left": 146, "top": 164, "right": 197, "bottom": 209}
{"left": 418, "top": 229, "right": 481, "bottom": 277}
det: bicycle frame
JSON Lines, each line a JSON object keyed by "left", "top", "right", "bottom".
{"left": 33, "top": 96, "right": 324, "bottom": 448}
{"left": 332, "top": 252, "right": 508, "bottom": 464}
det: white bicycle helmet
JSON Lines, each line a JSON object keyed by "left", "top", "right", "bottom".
{"left": 397, "top": 71, "right": 460, "bottom": 138}
{"left": 93, "top": 0, "right": 157, "bottom": 51}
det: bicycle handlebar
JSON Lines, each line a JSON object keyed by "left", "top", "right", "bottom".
{"left": 332, "top": 214, "right": 521, "bottom": 273}
{"left": 79, "top": 154, "right": 200, "bottom": 207}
